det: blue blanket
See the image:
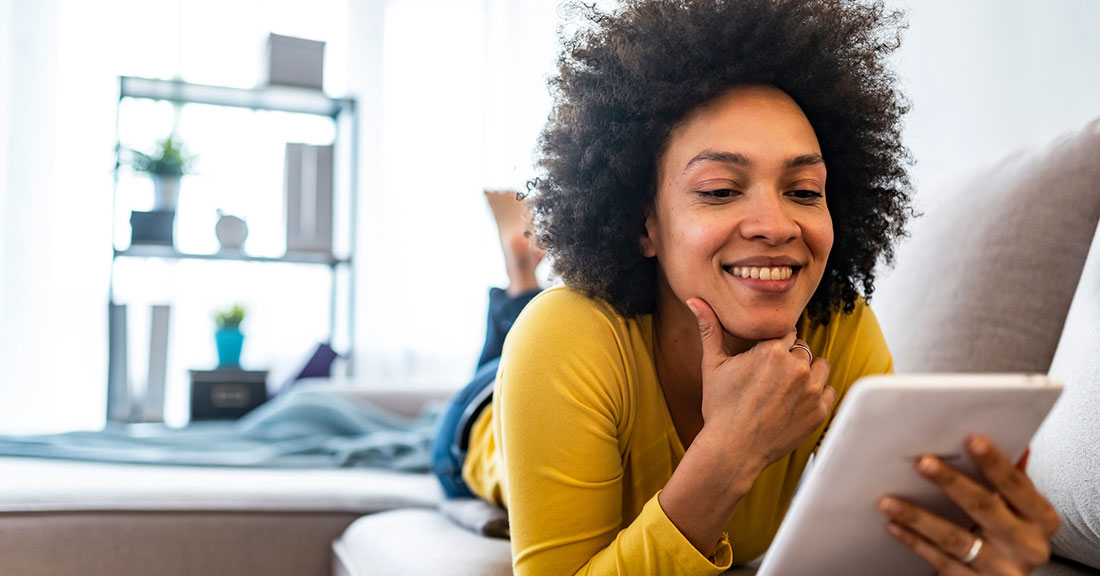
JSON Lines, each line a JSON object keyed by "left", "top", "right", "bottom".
{"left": 0, "top": 390, "right": 442, "bottom": 471}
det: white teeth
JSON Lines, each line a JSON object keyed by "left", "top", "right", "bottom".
{"left": 730, "top": 266, "right": 795, "bottom": 280}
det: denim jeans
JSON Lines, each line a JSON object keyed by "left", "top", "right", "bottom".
{"left": 430, "top": 287, "right": 539, "bottom": 498}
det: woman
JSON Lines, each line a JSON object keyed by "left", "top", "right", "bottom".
{"left": 434, "top": 1, "right": 1060, "bottom": 574}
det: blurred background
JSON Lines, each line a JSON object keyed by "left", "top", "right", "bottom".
{"left": 0, "top": 0, "right": 1097, "bottom": 433}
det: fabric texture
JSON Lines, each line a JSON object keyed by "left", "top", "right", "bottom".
{"left": 874, "top": 119, "right": 1100, "bottom": 373}
{"left": 1029, "top": 220, "right": 1100, "bottom": 569}
{"left": 1, "top": 510, "right": 362, "bottom": 576}
{"left": 0, "top": 389, "right": 440, "bottom": 470}
{"left": 463, "top": 286, "right": 894, "bottom": 575}
{"left": 438, "top": 497, "right": 511, "bottom": 539}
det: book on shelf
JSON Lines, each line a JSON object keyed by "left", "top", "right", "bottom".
{"left": 142, "top": 304, "right": 171, "bottom": 423}
{"left": 285, "top": 143, "right": 333, "bottom": 254}
{"left": 107, "top": 303, "right": 130, "bottom": 422}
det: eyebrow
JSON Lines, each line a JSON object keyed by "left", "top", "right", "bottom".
{"left": 683, "top": 151, "right": 825, "bottom": 172}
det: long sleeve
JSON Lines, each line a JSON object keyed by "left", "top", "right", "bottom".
{"left": 462, "top": 288, "right": 898, "bottom": 572}
{"left": 494, "top": 289, "right": 731, "bottom": 575}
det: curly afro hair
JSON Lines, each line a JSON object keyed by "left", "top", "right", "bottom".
{"left": 529, "top": 0, "right": 914, "bottom": 324}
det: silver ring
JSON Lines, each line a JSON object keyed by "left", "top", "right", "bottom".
{"left": 789, "top": 343, "right": 813, "bottom": 364}
{"left": 960, "top": 536, "right": 983, "bottom": 565}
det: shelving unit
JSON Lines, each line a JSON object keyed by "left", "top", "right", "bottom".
{"left": 107, "top": 76, "right": 358, "bottom": 423}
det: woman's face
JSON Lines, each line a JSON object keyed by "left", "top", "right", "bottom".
{"left": 642, "top": 85, "right": 832, "bottom": 343}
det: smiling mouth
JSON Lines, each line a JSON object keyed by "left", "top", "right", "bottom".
{"left": 727, "top": 265, "right": 799, "bottom": 280}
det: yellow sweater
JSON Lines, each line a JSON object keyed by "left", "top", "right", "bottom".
{"left": 463, "top": 286, "right": 893, "bottom": 575}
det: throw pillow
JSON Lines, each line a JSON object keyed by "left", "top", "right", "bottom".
{"left": 874, "top": 119, "right": 1100, "bottom": 373}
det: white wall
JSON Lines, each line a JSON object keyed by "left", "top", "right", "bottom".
{"left": 0, "top": 0, "right": 1096, "bottom": 432}
{"left": 888, "top": 0, "right": 1100, "bottom": 207}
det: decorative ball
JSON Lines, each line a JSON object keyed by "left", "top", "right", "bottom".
{"left": 216, "top": 211, "right": 248, "bottom": 251}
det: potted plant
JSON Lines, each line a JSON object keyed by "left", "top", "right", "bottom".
{"left": 213, "top": 304, "right": 246, "bottom": 368}
{"left": 129, "top": 135, "right": 195, "bottom": 211}
{"left": 126, "top": 136, "right": 195, "bottom": 246}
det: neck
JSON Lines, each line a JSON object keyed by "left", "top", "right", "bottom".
{"left": 650, "top": 276, "right": 756, "bottom": 411}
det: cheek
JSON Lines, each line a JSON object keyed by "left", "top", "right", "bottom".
{"left": 669, "top": 212, "right": 726, "bottom": 256}
{"left": 806, "top": 213, "right": 834, "bottom": 262}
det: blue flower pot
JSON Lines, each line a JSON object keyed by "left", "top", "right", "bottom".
{"left": 215, "top": 327, "right": 244, "bottom": 367}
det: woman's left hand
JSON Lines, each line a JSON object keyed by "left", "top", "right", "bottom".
{"left": 877, "top": 435, "right": 1061, "bottom": 575}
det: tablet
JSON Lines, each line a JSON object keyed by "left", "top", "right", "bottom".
{"left": 756, "top": 374, "right": 1062, "bottom": 576}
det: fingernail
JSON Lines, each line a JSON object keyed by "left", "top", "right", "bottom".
{"left": 918, "top": 456, "right": 938, "bottom": 475}
{"left": 878, "top": 497, "right": 901, "bottom": 515}
{"left": 886, "top": 522, "right": 905, "bottom": 539}
{"left": 969, "top": 436, "right": 989, "bottom": 456}
{"left": 684, "top": 300, "right": 698, "bottom": 315}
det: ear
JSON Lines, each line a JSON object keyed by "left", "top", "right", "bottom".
{"left": 639, "top": 209, "right": 658, "bottom": 258}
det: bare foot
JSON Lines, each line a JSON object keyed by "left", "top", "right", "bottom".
{"left": 485, "top": 189, "right": 544, "bottom": 295}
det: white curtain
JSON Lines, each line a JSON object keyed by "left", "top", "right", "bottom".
{"left": 0, "top": 0, "right": 105, "bottom": 433}
{"left": 347, "top": 0, "right": 560, "bottom": 389}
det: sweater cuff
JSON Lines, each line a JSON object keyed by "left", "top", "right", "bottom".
{"left": 647, "top": 491, "right": 734, "bottom": 572}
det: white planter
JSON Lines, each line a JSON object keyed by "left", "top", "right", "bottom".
{"left": 153, "top": 175, "right": 181, "bottom": 211}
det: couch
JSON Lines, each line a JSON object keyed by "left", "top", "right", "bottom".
{"left": 1, "top": 120, "right": 1098, "bottom": 575}
{"left": 330, "top": 119, "right": 1100, "bottom": 575}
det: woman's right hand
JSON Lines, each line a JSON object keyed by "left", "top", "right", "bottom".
{"left": 658, "top": 297, "right": 836, "bottom": 555}
{"left": 686, "top": 297, "right": 834, "bottom": 468}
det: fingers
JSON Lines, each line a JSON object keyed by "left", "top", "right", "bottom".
{"left": 685, "top": 298, "right": 730, "bottom": 363}
{"left": 914, "top": 455, "right": 1019, "bottom": 536}
{"left": 915, "top": 453, "right": 1055, "bottom": 569}
{"left": 883, "top": 521, "right": 981, "bottom": 576}
{"left": 879, "top": 497, "right": 986, "bottom": 568}
{"left": 789, "top": 338, "right": 813, "bottom": 364}
{"left": 966, "top": 436, "right": 1061, "bottom": 537}
{"left": 809, "top": 355, "right": 830, "bottom": 384}
{"left": 804, "top": 352, "right": 833, "bottom": 405}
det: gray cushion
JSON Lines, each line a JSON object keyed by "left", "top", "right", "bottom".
{"left": 874, "top": 119, "right": 1100, "bottom": 373}
{"left": 1029, "top": 220, "right": 1100, "bottom": 569}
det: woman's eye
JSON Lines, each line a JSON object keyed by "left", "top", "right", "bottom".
{"left": 698, "top": 188, "right": 738, "bottom": 199}
{"left": 788, "top": 189, "right": 824, "bottom": 201}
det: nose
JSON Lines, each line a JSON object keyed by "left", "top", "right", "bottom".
{"left": 738, "top": 190, "right": 800, "bottom": 245}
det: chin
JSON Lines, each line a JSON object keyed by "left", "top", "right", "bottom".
{"left": 721, "top": 315, "right": 800, "bottom": 342}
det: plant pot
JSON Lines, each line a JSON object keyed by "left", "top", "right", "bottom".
{"left": 215, "top": 327, "right": 245, "bottom": 367}
{"left": 130, "top": 210, "right": 175, "bottom": 246}
{"left": 153, "top": 175, "right": 181, "bottom": 211}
